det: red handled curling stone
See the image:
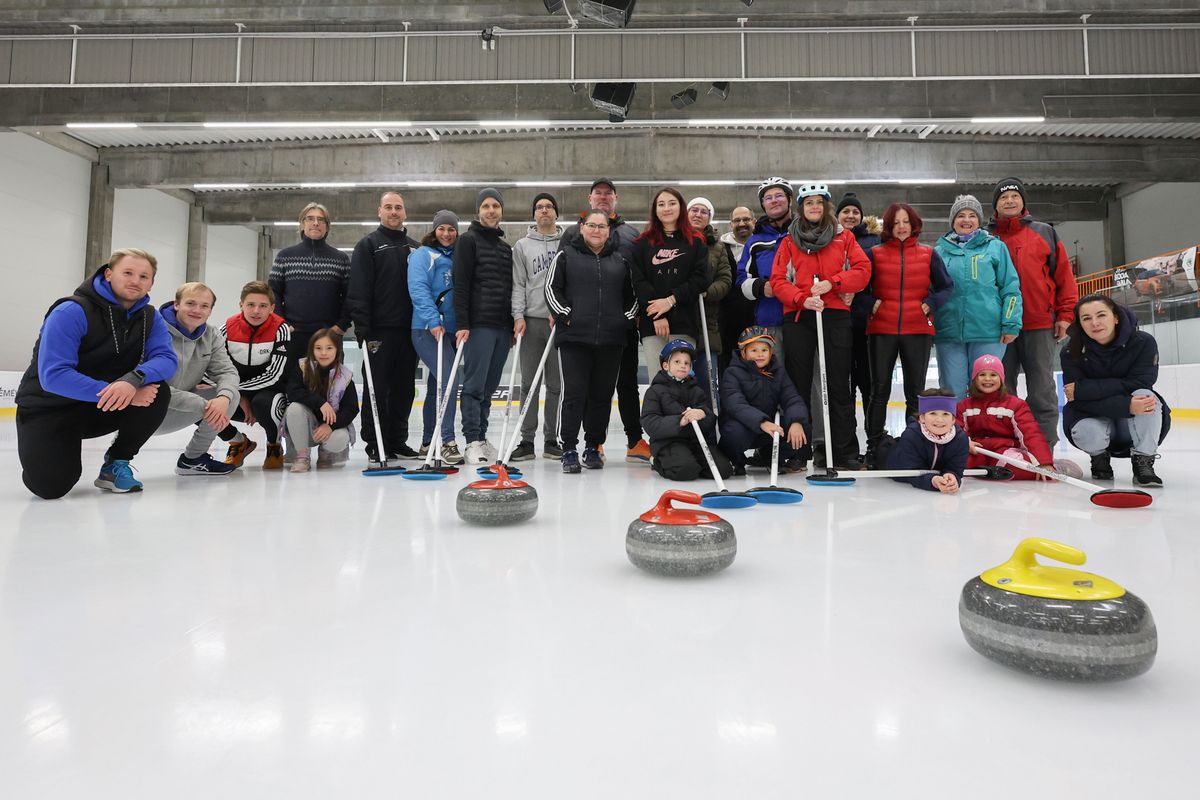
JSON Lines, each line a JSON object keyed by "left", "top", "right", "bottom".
{"left": 959, "top": 538, "right": 1157, "bottom": 681}
{"left": 626, "top": 490, "right": 736, "bottom": 577}
{"left": 455, "top": 465, "right": 538, "bottom": 526}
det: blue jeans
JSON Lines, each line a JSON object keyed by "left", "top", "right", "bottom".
{"left": 935, "top": 340, "right": 1008, "bottom": 400}
{"left": 411, "top": 329, "right": 459, "bottom": 444}
{"left": 460, "top": 327, "right": 511, "bottom": 443}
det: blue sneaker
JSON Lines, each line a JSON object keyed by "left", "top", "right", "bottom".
{"left": 561, "top": 450, "right": 581, "bottom": 474}
{"left": 582, "top": 447, "right": 604, "bottom": 470}
{"left": 95, "top": 458, "right": 143, "bottom": 493}
{"left": 175, "top": 453, "right": 238, "bottom": 476}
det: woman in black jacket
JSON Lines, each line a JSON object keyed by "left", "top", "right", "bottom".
{"left": 631, "top": 187, "right": 711, "bottom": 376}
{"left": 1061, "top": 294, "right": 1169, "bottom": 487}
{"left": 545, "top": 209, "right": 637, "bottom": 474}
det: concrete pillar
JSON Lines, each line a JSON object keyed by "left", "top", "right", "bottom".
{"left": 186, "top": 202, "right": 208, "bottom": 283}
{"left": 1103, "top": 195, "right": 1127, "bottom": 268}
{"left": 84, "top": 162, "right": 114, "bottom": 275}
{"left": 256, "top": 227, "right": 274, "bottom": 282}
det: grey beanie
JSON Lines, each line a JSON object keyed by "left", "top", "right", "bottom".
{"left": 431, "top": 209, "right": 459, "bottom": 230}
{"left": 949, "top": 195, "right": 984, "bottom": 227}
{"left": 476, "top": 187, "right": 504, "bottom": 210}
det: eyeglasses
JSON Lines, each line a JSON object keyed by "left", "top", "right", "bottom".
{"left": 761, "top": 192, "right": 789, "bottom": 203}
{"left": 582, "top": 222, "right": 608, "bottom": 230}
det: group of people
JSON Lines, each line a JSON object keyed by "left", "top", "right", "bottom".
{"left": 13, "top": 175, "right": 1171, "bottom": 500}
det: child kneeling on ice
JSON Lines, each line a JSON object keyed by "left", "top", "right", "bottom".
{"left": 957, "top": 354, "right": 1054, "bottom": 480}
{"left": 886, "top": 388, "right": 968, "bottom": 493}
{"left": 282, "top": 329, "right": 359, "bottom": 473}
{"left": 641, "top": 339, "right": 733, "bottom": 481}
{"left": 718, "top": 326, "right": 810, "bottom": 475}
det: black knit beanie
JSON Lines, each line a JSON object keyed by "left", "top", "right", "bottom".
{"left": 836, "top": 192, "right": 863, "bottom": 214}
{"left": 992, "top": 178, "right": 1026, "bottom": 211}
{"left": 531, "top": 192, "right": 559, "bottom": 217}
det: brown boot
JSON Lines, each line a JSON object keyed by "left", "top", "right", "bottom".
{"left": 262, "top": 442, "right": 285, "bottom": 470}
{"left": 224, "top": 437, "right": 258, "bottom": 467}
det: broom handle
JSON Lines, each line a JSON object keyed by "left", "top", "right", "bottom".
{"left": 495, "top": 333, "right": 523, "bottom": 462}
{"left": 853, "top": 468, "right": 1003, "bottom": 479}
{"left": 690, "top": 418, "right": 728, "bottom": 492}
{"left": 813, "top": 281, "right": 836, "bottom": 471}
{"left": 974, "top": 446, "right": 1104, "bottom": 493}
{"left": 361, "top": 340, "right": 387, "bottom": 463}
{"left": 423, "top": 341, "right": 465, "bottom": 468}
{"left": 697, "top": 292, "right": 719, "bottom": 416}
{"left": 770, "top": 411, "right": 781, "bottom": 488}
{"left": 500, "top": 325, "right": 556, "bottom": 463}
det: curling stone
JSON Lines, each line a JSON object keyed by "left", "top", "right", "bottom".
{"left": 626, "top": 490, "right": 736, "bottom": 577}
{"left": 959, "top": 537, "right": 1157, "bottom": 681}
{"left": 455, "top": 465, "right": 538, "bottom": 526}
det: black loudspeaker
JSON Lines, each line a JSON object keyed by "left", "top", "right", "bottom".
{"left": 543, "top": 0, "right": 566, "bottom": 12}
{"left": 578, "top": 0, "right": 637, "bottom": 28}
{"left": 590, "top": 82, "right": 637, "bottom": 118}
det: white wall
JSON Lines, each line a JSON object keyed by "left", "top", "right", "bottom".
{"left": 204, "top": 225, "right": 259, "bottom": 324}
{"left": 1121, "top": 183, "right": 1200, "bottom": 263}
{"left": 1055, "top": 220, "right": 1106, "bottom": 275}
{"left": 0, "top": 132, "right": 92, "bottom": 371}
{"left": 111, "top": 188, "right": 189, "bottom": 303}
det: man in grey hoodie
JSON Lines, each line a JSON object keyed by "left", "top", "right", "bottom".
{"left": 154, "top": 282, "right": 242, "bottom": 475}
{"left": 509, "top": 192, "right": 564, "bottom": 461}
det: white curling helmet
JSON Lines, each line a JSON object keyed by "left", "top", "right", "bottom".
{"left": 795, "top": 182, "right": 832, "bottom": 200}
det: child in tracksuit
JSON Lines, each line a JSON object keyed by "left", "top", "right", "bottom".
{"left": 718, "top": 326, "right": 810, "bottom": 475}
{"left": 641, "top": 339, "right": 733, "bottom": 481}
{"left": 957, "top": 354, "right": 1054, "bottom": 480}
{"left": 886, "top": 388, "right": 968, "bottom": 493}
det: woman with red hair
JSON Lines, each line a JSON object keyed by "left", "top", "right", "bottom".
{"left": 631, "top": 187, "right": 711, "bottom": 373}
{"left": 862, "top": 202, "right": 954, "bottom": 467}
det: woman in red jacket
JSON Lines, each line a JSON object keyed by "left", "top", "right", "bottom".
{"left": 769, "top": 182, "right": 871, "bottom": 469}
{"left": 956, "top": 354, "right": 1053, "bottom": 480}
{"left": 862, "top": 203, "right": 954, "bottom": 467}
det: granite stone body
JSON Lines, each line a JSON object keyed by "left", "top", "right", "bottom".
{"left": 959, "top": 577, "right": 1157, "bottom": 681}
{"left": 626, "top": 491, "right": 737, "bottom": 577}
{"left": 456, "top": 468, "right": 538, "bottom": 526}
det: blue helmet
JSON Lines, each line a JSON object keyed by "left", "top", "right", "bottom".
{"left": 659, "top": 338, "right": 696, "bottom": 364}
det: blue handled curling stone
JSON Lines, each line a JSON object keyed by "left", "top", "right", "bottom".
{"left": 456, "top": 464, "right": 538, "bottom": 526}
{"left": 959, "top": 537, "right": 1157, "bottom": 681}
{"left": 626, "top": 490, "right": 737, "bottom": 577}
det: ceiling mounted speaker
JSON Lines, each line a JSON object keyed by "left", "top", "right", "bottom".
{"left": 590, "top": 82, "right": 637, "bottom": 119}
{"left": 577, "top": 0, "right": 637, "bottom": 29}
{"left": 544, "top": 0, "right": 566, "bottom": 12}
{"left": 670, "top": 86, "right": 698, "bottom": 109}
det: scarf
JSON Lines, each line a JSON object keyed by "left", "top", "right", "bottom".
{"left": 951, "top": 229, "right": 983, "bottom": 245}
{"left": 788, "top": 217, "right": 836, "bottom": 253}
{"left": 920, "top": 420, "right": 957, "bottom": 445}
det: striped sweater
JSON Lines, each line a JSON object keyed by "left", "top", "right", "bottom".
{"left": 268, "top": 235, "right": 352, "bottom": 332}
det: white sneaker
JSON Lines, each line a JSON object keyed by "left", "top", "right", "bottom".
{"left": 481, "top": 439, "right": 498, "bottom": 461}
{"left": 464, "top": 441, "right": 489, "bottom": 465}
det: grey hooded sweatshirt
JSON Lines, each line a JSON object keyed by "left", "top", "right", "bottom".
{"left": 160, "top": 303, "right": 240, "bottom": 418}
{"left": 511, "top": 225, "right": 564, "bottom": 320}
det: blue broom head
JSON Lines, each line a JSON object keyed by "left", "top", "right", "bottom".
{"left": 362, "top": 465, "right": 408, "bottom": 477}
{"left": 806, "top": 471, "right": 855, "bottom": 486}
{"left": 401, "top": 467, "right": 448, "bottom": 481}
{"left": 700, "top": 491, "right": 758, "bottom": 509}
{"left": 748, "top": 487, "right": 804, "bottom": 504}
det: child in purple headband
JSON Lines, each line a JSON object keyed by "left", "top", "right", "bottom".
{"left": 884, "top": 388, "right": 968, "bottom": 493}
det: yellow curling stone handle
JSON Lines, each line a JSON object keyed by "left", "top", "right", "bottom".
{"left": 980, "top": 538, "right": 1125, "bottom": 600}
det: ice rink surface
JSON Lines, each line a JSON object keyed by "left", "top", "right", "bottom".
{"left": 1, "top": 411, "right": 1197, "bottom": 798}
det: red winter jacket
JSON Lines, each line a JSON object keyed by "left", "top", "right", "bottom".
{"left": 769, "top": 229, "right": 871, "bottom": 321}
{"left": 957, "top": 391, "right": 1053, "bottom": 475}
{"left": 864, "top": 237, "right": 954, "bottom": 336}
{"left": 989, "top": 212, "right": 1078, "bottom": 331}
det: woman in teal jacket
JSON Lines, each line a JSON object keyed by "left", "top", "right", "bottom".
{"left": 933, "top": 195, "right": 1023, "bottom": 398}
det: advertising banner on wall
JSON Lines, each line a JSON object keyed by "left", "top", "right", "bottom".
{"left": 1112, "top": 246, "right": 1198, "bottom": 317}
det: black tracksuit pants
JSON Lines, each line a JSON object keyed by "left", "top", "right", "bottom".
{"left": 16, "top": 384, "right": 171, "bottom": 500}
{"left": 864, "top": 333, "right": 932, "bottom": 445}
{"left": 615, "top": 328, "right": 643, "bottom": 447}
{"left": 217, "top": 387, "right": 285, "bottom": 444}
{"left": 782, "top": 309, "right": 857, "bottom": 464}
{"left": 359, "top": 326, "right": 419, "bottom": 452}
{"left": 651, "top": 438, "right": 733, "bottom": 482}
{"left": 718, "top": 418, "right": 804, "bottom": 467}
{"left": 558, "top": 343, "right": 623, "bottom": 451}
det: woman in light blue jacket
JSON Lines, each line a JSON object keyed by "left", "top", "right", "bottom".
{"left": 408, "top": 210, "right": 463, "bottom": 463}
{"left": 933, "top": 195, "right": 1023, "bottom": 398}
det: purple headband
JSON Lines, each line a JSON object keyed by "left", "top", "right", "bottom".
{"left": 918, "top": 395, "right": 958, "bottom": 416}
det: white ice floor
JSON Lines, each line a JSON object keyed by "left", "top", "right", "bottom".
{"left": 1, "top": 408, "right": 1198, "bottom": 799}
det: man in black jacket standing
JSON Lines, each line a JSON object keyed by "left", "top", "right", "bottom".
{"left": 268, "top": 202, "right": 351, "bottom": 363}
{"left": 348, "top": 191, "right": 421, "bottom": 460}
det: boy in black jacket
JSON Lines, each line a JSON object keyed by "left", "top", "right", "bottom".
{"left": 641, "top": 340, "right": 733, "bottom": 481}
{"left": 718, "top": 327, "right": 810, "bottom": 475}
{"left": 886, "top": 388, "right": 968, "bottom": 493}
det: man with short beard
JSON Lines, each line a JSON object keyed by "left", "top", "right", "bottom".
{"left": 718, "top": 205, "right": 756, "bottom": 373}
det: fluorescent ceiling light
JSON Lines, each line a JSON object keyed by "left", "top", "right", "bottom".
{"left": 686, "top": 117, "right": 902, "bottom": 127}
{"left": 194, "top": 183, "right": 251, "bottom": 190}
{"left": 202, "top": 121, "right": 414, "bottom": 129}
{"left": 299, "top": 182, "right": 358, "bottom": 189}
{"left": 897, "top": 178, "right": 957, "bottom": 184}
{"left": 477, "top": 120, "right": 553, "bottom": 128}
{"left": 969, "top": 116, "right": 1045, "bottom": 124}
{"left": 407, "top": 181, "right": 465, "bottom": 188}
{"left": 678, "top": 180, "right": 739, "bottom": 186}
{"left": 66, "top": 122, "right": 139, "bottom": 129}
{"left": 514, "top": 181, "right": 576, "bottom": 187}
